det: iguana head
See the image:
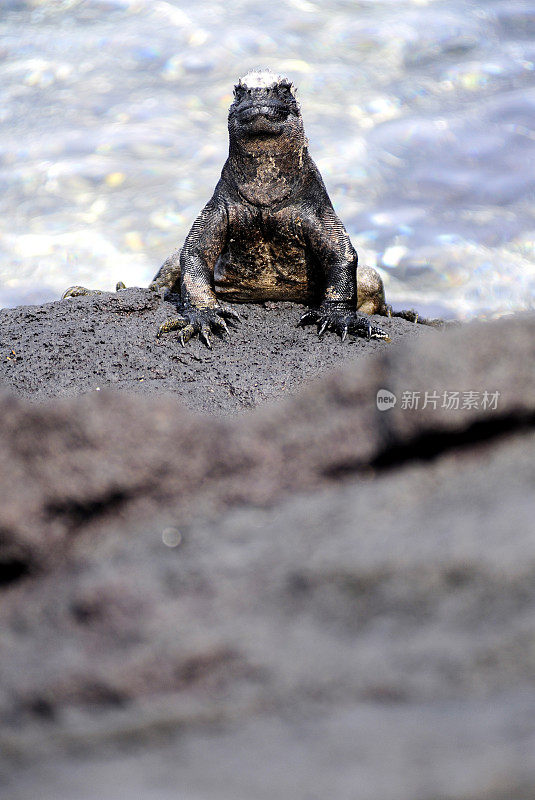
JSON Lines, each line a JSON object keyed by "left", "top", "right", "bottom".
{"left": 228, "top": 69, "right": 303, "bottom": 143}
{"left": 227, "top": 69, "right": 308, "bottom": 205}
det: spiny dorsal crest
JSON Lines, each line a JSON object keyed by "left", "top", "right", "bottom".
{"left": 238, "top": 68, "right": 297, "bottom": 98}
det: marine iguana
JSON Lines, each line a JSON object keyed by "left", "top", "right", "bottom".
{"left": 64, "top": 69, "right": 428, "bottom": 347}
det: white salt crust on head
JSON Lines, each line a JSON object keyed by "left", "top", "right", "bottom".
{"left": 238, "top": 69, "right": 296, "bottom": 96}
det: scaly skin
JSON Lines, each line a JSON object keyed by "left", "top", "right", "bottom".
{"left": 63, "top": 69, "right": 443, "bottom": 346}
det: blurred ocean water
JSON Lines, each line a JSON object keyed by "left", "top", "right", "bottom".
{"left": 1, "top": 0, "right": 534, "bottom": 318}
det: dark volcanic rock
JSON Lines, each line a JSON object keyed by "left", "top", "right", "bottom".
{"left": 0, "top": 288, "right": 426, "bottom": 410}
{"left": 1, "top": 299, "right": 535, "bottom": 800}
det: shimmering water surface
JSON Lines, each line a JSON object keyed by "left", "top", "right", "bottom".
{"left": 1, "top": 0, "right": 535, "bottom": 318}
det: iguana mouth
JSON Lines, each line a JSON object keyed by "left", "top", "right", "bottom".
{"left": 238, "top": 104, "right": 290, "bottom": 123}
{"left": 237, "top": 104, "right": 288, "bottom": 136}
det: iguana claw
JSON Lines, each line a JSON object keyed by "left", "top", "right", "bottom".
{"left": 157, "top": 303, "right": 240, "bottom": 347}
{"left": 298, "top": 306, "right": 390, "bottom": 342}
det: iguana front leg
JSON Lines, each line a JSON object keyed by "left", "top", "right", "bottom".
{"left": 156, "top": 195, "right": 240, "bottom": 348}
{"left": 298, "top": 207, "right": 390, "bottom": 342}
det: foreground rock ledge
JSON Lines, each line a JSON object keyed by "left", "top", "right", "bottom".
{"left": 1, "top": 304, "right": 535, "bottom": 800}
{"left": 0, "top": 289, "right": 428, "bottom": 410}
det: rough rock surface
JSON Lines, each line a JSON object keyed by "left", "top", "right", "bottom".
{"left": 1, "top": 293, "right": 535, "bottom": 800}
{"left": 0, "top": 289, "right": 425, "bottom": 410}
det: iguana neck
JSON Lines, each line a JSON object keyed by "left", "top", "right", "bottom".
{"left": 228, "top": 135, "right": 306, "bottom": 207}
